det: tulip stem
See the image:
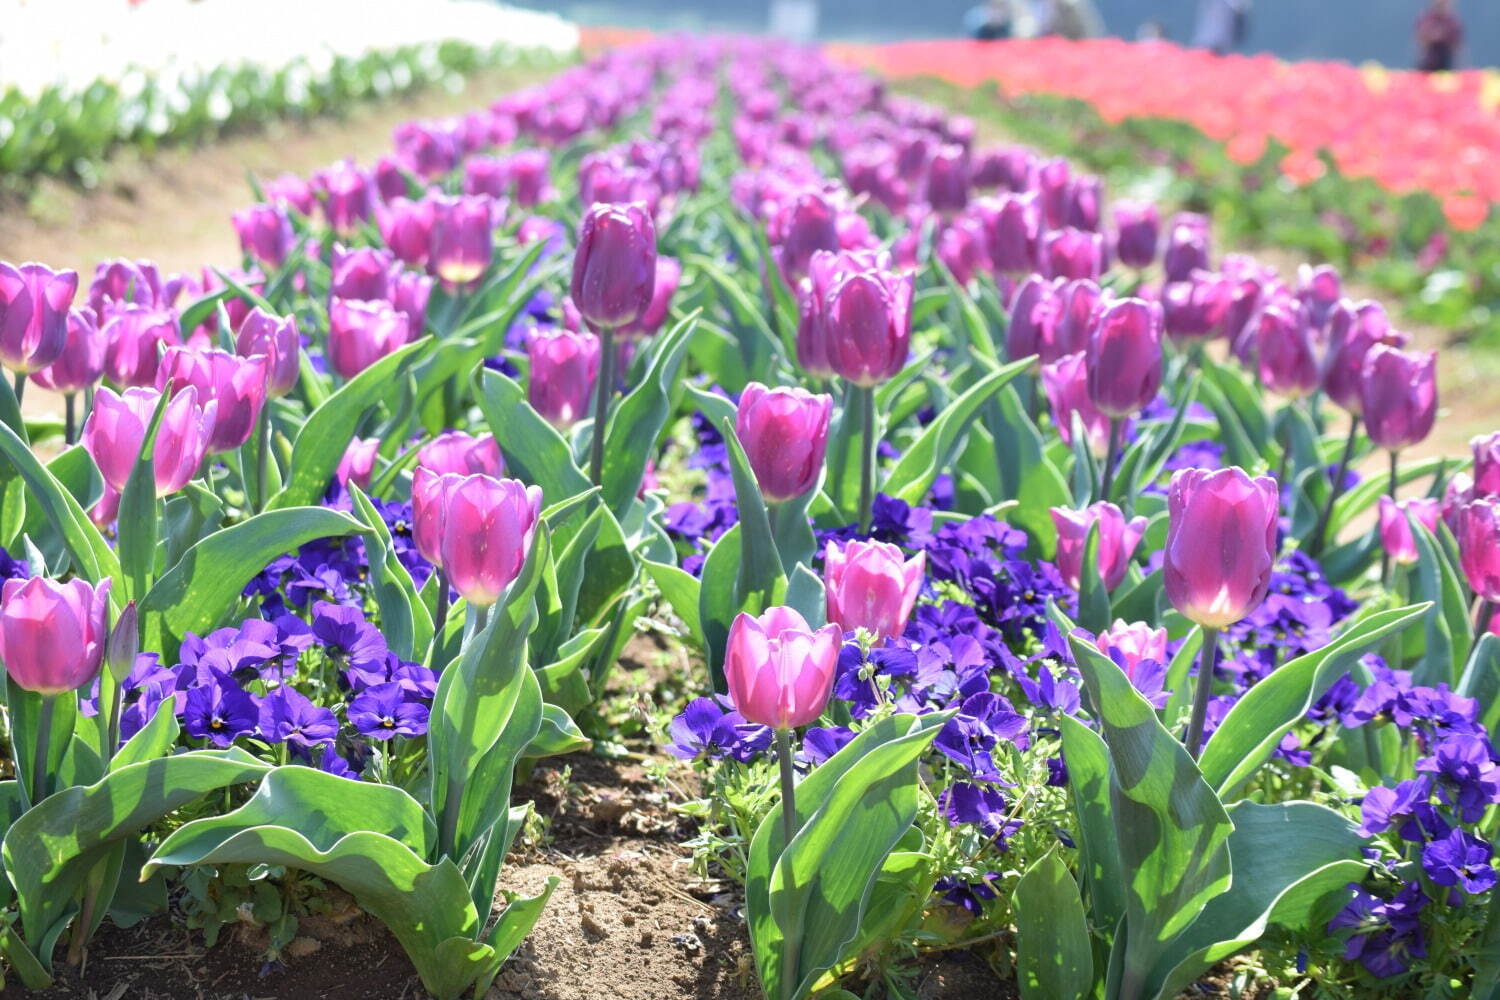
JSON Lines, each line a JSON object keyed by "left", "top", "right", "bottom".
{"left": 432, "top": 569, "right": 451, "bottom": 652}
{"left": 1307, "top": 416, "right": 1361, "bottom": 557}
{"left": 1381, "top": 450, "right": 1399, "bottom": 585}
{"left": 64, "top": 394, "right": 77, "bottom": 445}
{"left": 1100, "top": 417, "right": 1122, "bottom": 502}
{"left": 12, "top": 372, "right": 24, "bottom": 407}
{"left": 858, "top": 385, "right": 875, "bottom": 533}
{"left": 588, "top": 325, "right": 617, "bottom": 486}
{"left": 774, "top": 726, "right": 800, "bottom": 1000}
{"left": 1184, "top": 627, "right": 1219, "bottom": 760}
{"left": 253, "top": 405, "right": 271, "bottom": 513}
{"left": 31, "top": 694, "right": 55, "bottom": 805}
{"left": 1477, "top": 600, "right": 1495, "bottom": 643}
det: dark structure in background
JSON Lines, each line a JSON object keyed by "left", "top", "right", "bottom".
{"left": 521, "top": 0, "right": 1497, "bottom": 68}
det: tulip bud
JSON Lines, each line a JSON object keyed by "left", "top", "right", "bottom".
{"left": 158, "top": 348, "right": 269, "bottom": 454}
{"left": 1163, "top": 271, "right": 1234, "bottom": 340}
{"left": 1007, "top": 274, "right": 1062, "bottom": 362}
{"left": 1322, "top": 301, "right": 1403, "bottom": 414}
{"left": 438, "top": 475, "right": 543, "bottom": 607}
{"left": 313, "top": 159, "right": 376, "bottom": 235}
{"left": 1296, "top": 264, "right": 1342, "bottom": 331}
{"left": 976, "top": 191, "right": 1041, "bottom": 276}
{"left": 619, "top": 256, "right": 681, "bottom": 340}
{"left": 1040, "top": 228, "right": 1103, "bottom": 282}
{"left": 235, "top": 307, "right": 300, "bottom": 398}
{"left": 823, "top": 256, "right": 913, "bottom": 387}
{"left": 1457, "top": 500, "right": 1500, "bottom": 603}
{"left": 1163, "top": 213, "right": 1212, "bottom": 283}
{"left": 327, "top": 299, "right": 410, "bottom": 380}
{"left": 1042, "top": 352, "right": 1114, "bottom": 456}
{"left": 231, "top": 203, "right": 295, "bottom": 269}
{"left": 725, "top": 605, "right": 842, "bottom": 730}
{"left": 336, "top": 436, "right": 379, "bottom": 490}
{"left": 936, "top": 217, "right": 990, "bottom": 288}
{"left": 1442, "top": 473, "right": 1476, "bottom": 534}
{"left": 1472, "top": 433, "right": 1500, "bottom": 497}
{"left": 924, "top": 144, "right": 970, "bottom": 214}
{"left": 771, "top": 189, "right": 841, "bottom": 283}
{"left": 418, "top": 431, "right": 504, "bottom": 478}
{"left": 373, "top": 154, "right": 414, "bottom": 203}
{"left": 463, "top": 156, "right": 510, "bottom": 199}
{"left": 1064, "top": 175, "right": 1102, "bottom": 232}
{"left": 106, "top": 600, "right": 139, "bottom": 685}
{"left": 0, "top": 262, "right": 78, "bottom": 375}
{"left": 32, "top": 307, "right": 105, "bottom": 394}
{"left": 376, "top": 197, "right": 438, "bottom": 268}
{"left": 735, "top": 382, "right": 833, "bottom": 504}
{"left": 1050, "top": 502, "right": 1147, "bottom": 591}
{"left": 527, "top": 328, "right": 600, "bottom": 428}
{"left": 1360, "top": 345, "right": 1437, "bottom": 452}
{"left": 570, "top": 202, "right": 657, "bottom": 330}
{"left": 1378, "top": 496, "right": 1441, "bottom": 567}
{"left": 1113, "top": 201, "right": 1160, "bottom": 269}
{"left": 1254, "top": 302, "right": 1319, "bottom": 397}
{"left": 430, "top": 194, "right": 498, "bottom": 289}
{"left": 83, "top": 385, "right": 209, "bottom": 497}
{"left": 391, "top": 270, "right": 434, "bottom": 337}
{"left": 1055, "top": 279, "right": 1103, "bottom": 362}
{"left": 1087, "top": 298, "right": 1164, "bottom": 419}
{"left": 508, "top": 150, "right": 552, "bottom": 207}
{"left": 0, "top": 577, "right": 112, "bottom": 696}
{"left": 1164, "top": 467, "right": 1279, "bottom": 628}
{"left": 1037, "top": 157, "right": 1072, "bottom": 228}
{"left": 411, "top": 467, "right": 457, "bottom": 566}
{"left": 329, "top": 245, "right": 395, "bottom": 303}
{"left": 823, "top": 539, "right": 925, "bottom": 641}
{"left": 1097, "top": 620, "right": 1168, "bottom": 674}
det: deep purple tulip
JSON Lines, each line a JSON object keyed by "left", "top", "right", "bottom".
{"left": 430, "top": 195, "right": 497, "bottom": 290}
{"left": 735, "top": 381, "right": 833, "bottom": 503}
{"left": 1297, "top": 264, "right": 1342, "bottom": 331}
{"left": 975, "top": 192, "right": 1040, "bottom": 275}
{"left": 1322, "top": 301, "right": 1403, "bottom": 414}
{"left": 620, "top": 256, "right": 681, "bottom": 339}
{"left": 570, "top": 202, "right": 657, "bottom": 330}
{"left": 1007, "top": 274, "right": 1062, "bottom": 362}
{"left": 0, "top": 262, "right": 78, "bottom": 375}
{"left": 1050, "top": 502, "right": 1148, "bottom": 591}
{"left": 1164, "top": 467, "right": 1279, "bottom": 628}
{"left": 1360, "top": 345, "right": 1437, "bottom": 451}
{"left": 1113, "top": 201, "right": 1160, "bottom": 269}
{"left": 1064, "top": 175, "right": 1103, "bottom": 231}
{"left": 1473, "top": 433, "right": 1500, "bottom": 496}
{"left": 1037, "top": 158, "right": 1072, "bottom": 229}
{"left": 924, "top": 144, "right": 970, "bottom": 214}
{"left": 1039, "top": 228, "right": 1103, "bottom": 282}
{"left": 231, "top": 203, "right": 295, "bottom": 269}
{"left": 1087, "top": 298, "right": 1164, "bottom": 419}
{"left": 823, "top": 256, "right": 913, "bottom": 387}
{"left": 1255, "top": 302, "right": 1319, "bottom": 397}
{"left": 770, "top": 189, "right": 841, "bottom": 283}
{"left": 1162, "top": 271, "right": 1235, "bottom": 340}
{"left": 1163, "top": 213, "right": 1212, "bottom": 283}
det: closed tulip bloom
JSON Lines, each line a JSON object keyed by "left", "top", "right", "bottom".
{"left": 264, "top": 172, "right": 316, "bottom": 215}
{"left": 1457, "top": 500, "right": 1500, "bottom": 603}
{"left": 463, "top": 156, "right": 510, "bottom": 199}
{"left": 439, "top": 475, "right": 543, "bottom": 607}
{"left": 795, "top": 250, "right": 851, "bottom": 377}
{"left": 430, "top": 195, "right": 497, "bottom": 289}
{"left": 1360, "top": 345, "right": 1437, "bottom": 451}
{"left": 735, "top": 381, "right": 833, "bottom": 503}
{"left": 1007, "top": 274, "right": 1062, "bottom": 361}
{"left": 1096, "top": 620, "right": 1168, "bottom": 674}
{"left": 32, "top": 307, "right": 105, "bottom": 394}
{"left": 418, "top": 430, "right": 504, "bottom": 478}
{"left": 823, "top": 538, "right": 925, "bottom": 641}
{"left": 314, "top": 160, "right": 376, "bottom": 235}
{"left": 725, "top": 606, "right": 842, "bottom": 730}
{"left": 824, "top": 261, "right": 914, "bottom": 387}
{"left": 101, "top": 305, "right": 180, "bottom": 388}
{"left": 234, "top": 307, "right": 300, "bottom": 398}
{"left": 1255, "top": 302, "right": 1319, "bottom": 397}
{"left": 936, "top": 217, "right": 990, "bottom": 287}
{"left": 1163, "top": 271, "right": 1234, "bottom": 340}
{"left": 376, "top": 197, "right": 438, "bottom": 268}
{"left": 1322, "top": 302, "right": 1403, "bottom": 414}
{"left": 527, "top": 327, "right": 600, "bottom": 428}
{"left": 620, "top": 256, "right": 681, "bottom": 339}
{"left": 771, "top": 189, "right": 841, "bottom": 282}
{"left": 0, "top": 262, "right": 78, "bottom": 374}
{"left": 570, "top": 202, "right": 657, "bottom": 330}
{"left": 1379, "top": 496, "right": 1441, "bottom": 567}
{"left": 1037, "top": 157, "right": 1072, "bottom": 228}
{"left": 975, "top": 192, "right": 1040, "bottom": 275}
{"left": 924, "top": 144, "right": 970, "bottom": 214}
{"left": 336, "top": 436, "right": 380, "bottom": 490}
{"left": 83, "top": 385, "right": 209, "bottom": 496}
{"left": 1087, "top": 298, "right": 1164, "bottom": 419}
{"left": 1296, "top": 263, "right": 1342, "bottom": 331}
{"left": 1442, "top": 473, "right": 1476, "bottom": 535}
{"left": 1050, "top": 502, "right": 1148, "bottom": 591}
{"left": 1040, "top": 228, "right": 1103, "bottom": 282}
{"left": 508, "top": 150, "right": 552, "bottom": 207}
{"left": 157, "top": 349, "right": 268, "bottom": 454}
{"left": 88, "top": 258, "right": 165, "bottom": 315}
{"left": 327, "top": 299, "right": 410, "bottom": 380}
{"left": 1164, "top": 467, "right": 1279, "bottom": 628}
{"left": 329, "top": 245, "right": 395, "bottom": 302}
{"left": 1042, "top": 351, "right": 1114, "bottom": 456}
{"left": 1055, "top": 279, "right": 1103, "bottom": 361}
{"left": 1472, "top": 433, "right": 1500, "bottom": 496}
{"left": 231, "top": 203, "right": 294, "bottom": 269}
{"left": 1163, "top": 213, "right": 1212, "bottom": 283}
{"left": 0, "top": 577, "right": 111, "bottom": 696}
{"left": 373, "top": 154, "right": 414, "bottom": 203}
{"left": 391, "top": 270, "right": 434, "bottom": 337}
{"left": 1064, "top": 175, "right": 1103, "bottom": 232}
{"left": 1113, "top": 201, "right": 1160, "bottom": 269}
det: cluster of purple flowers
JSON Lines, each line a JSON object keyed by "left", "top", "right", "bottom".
{"left": 0, "top": 547, "right": 28, "bottom": 583}
{"left": 663, "top": 410, "right": 737, "bottom": 577}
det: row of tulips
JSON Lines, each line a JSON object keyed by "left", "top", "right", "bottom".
{"left": 0, "top": 30, "right": 1499, "bottom": 1000}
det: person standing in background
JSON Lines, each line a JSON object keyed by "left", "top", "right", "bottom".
{"left": 964, "top": 0, "right": 1014, "bottom": 40}
{"left": 1192, "top": 0, "right": 1250, "bottom": 55}
{"left": 1051, "top": 0, "right": 1102, "bottom": 39}
{"left": 1416, "top": 0, "right": 1464, "bottom": 72}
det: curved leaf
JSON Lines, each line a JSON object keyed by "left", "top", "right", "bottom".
{"left": 1014, "top": 847, "right": 1093, "bottom": 1000}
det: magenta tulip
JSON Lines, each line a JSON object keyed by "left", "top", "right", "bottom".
{"left": 391, "top": 270, "right": 434, "bottom": 337}
{"left": 1164, "top": 467, "right": 1279, "bottom": 628}
{"left": 327, "top": 299, "right": 410, "bottom": 380}
{"left": 936, "top": 217, "right": 990, "bottom": 288}
{"left": 313, "top": 159, "right": 376, "bottom": 235}
{"left": 329, "top": 245, "right": 395, "bottom": 303}
{"left": 437, "top": 475, "right": 543, "bottom": 607}
{"left": 823, "top": 257, "right": 913, "bottom": 387}
{"left": 1442, "top": 473, "right": 1476, "bottom": 534}
{"left": 1457, "top": 500, "right": 1500, "bottom": 603}
{"left": 1163, "top": 213, "right": 1211, "bottom": 283}
{"left": 231, "top": 203, "right": 295, "bottom": 269}
{"left": 1007, "top": 274, "right": 1062, "bottom": 361}
{"left": 1087, "top": 299, "right": 1164, "bottom": 419}
{"left": 1042, "top": 351, "right": 1114, "bottom": 456}
{"left": 463, "top": 156, "right": 510, "bottom": 199}
{"left": 527, "top": 328, "right": 600, "bottom": 428}
{"left": 1040, "top": 228, "right": 1104, "bottom": 282}
{"left": 770, "top": 189, "right": 841, "bottom": 284}
{"left": 32, "top": 307, "right": 105, "bottom": 394}
{"left": 1163, "top": 271, "right": 1235, "bottom": 341}
{"left": 418, "top": 431, "right": 504, "bottom": 478}
{"left": 620, "top": 256, "right": 681, "bottom": 339}
{"left": 924, "top": 144, "right": 970, "bottom": 214}
{"left": 0, "top": 262, "right": 77, "bottom": 375}
{"left": 823, "top": 539, "right": 925, "bottom": 641}
{"left": 1050, "top": 502, "right": 1148, "bottom": 591}
{"left": 570, "top": 202, "right": 657, "bottom": 331}
{"left": 1360, "top": 345, "right": 1438, "bottom": 452}
{"left": 336, "top": 436, "right": 379, "bottom": 490}
{"left": 1037, "top": 157, "right": 1072, "bottom": 228}
{"left": 507, "top": 150, "right": 552, "bottom": 207}
{"left": 83, "top": 385, "right": 209, "bottom": 496}
{"left": 87, "top": 259, "right": 163, "bottom": 315}
{"left": 101, "top": 305, "right": 179, "bottom": 388}
{"left": 1472, "top": 433, "right": 1500, "bottom": 496}
{"left": 264, "top": 172, "right": 317, "bottom": 216}
{"left": 0, "top": 576, "right": 111, "bottom": 696}
{"left": 1378, "top": 496, "right": 1441, "bottom": 567}
{"left": 1296, "top": 263, "right": 1343, "bottom": 331}
{"left": 1054, "top": 279, "right": 1103, "bottom": 361}
{"left": 430, "top": 194, "right": 497, "bottom": 289}
{"left": 234, "top": 307, "right": 300, "bottom": 398}
{"left": 975, "top": 192, "right": 1040, "bottom": 275}
{"left": 724, "top": 606, "right": 842, "bottom": 730}
{"left": 1322, "top": 302, "right": 1403, "bottom": 414}
{"left": 376, "top": 197, "right": 438, "bottom": 268}
{"left": 735, "top": 381, "right": 833, "bottom": 503}
{"left": 1113, "top": 201, "right": 1160, "bottom": 269}
{"left": 1255, "top": 302, "right": 1319, "bottom": 397}
{"left": 157, "top": 348, "right": 268, "bottom": 454}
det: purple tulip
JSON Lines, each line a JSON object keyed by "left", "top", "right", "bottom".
{"left": 391, "top": 270, "right": 434, "bottom": 338}
{"left": 937, "top": 216, "right": 990, "bottom": 287}
{"left": 823, "top": 255, "right": 913, "bottom": 387}
{"left": 1050, "top": 502, "right": 1148, "bottom": 591}
{"left": 430, "top": 195, "right": 498, "bottom": 290}
{"left": 770, "top": 189, "right": 841, "bottom": 283}
{"left": 1164, "top": 467, "right": 1279, "bottom": 628}
{"left": 157, "top": 348, "right": 269, "bottom": 454}
{"left": 1379, "top": 496, "right": 1441, "bottom": 567}
{"left": 264, "top": 172, "right": 317, "bottom": 215}
{"left": 327, "top": 299, "right": 410, "bottom": 380}
{"left": 1064, "top": 175, "right": 1103, "bottom": 231}
{"left": 0, "top": 262, "right": 78, "bottom": 375}
{"left": 463, "top": 156, "right": 510, "bottom": 199}
{"left": 313, "top": 159, "right": 376, "bottom": 235}
{"left": 924, "top": 144, "right": 970, "bottom": 214}
{"left": 1297, "top": 264, "right": 1343, "bottom": 331}
{"left": 527, "top": 328, "right": 600, "bottom": 428}
{"left": 1042, "top": 351, "right": 1114, "bottom": 456}
{"left": 1322, "top": 301, "right": 1403, "bottom": 414}
{"left": 101, "top": 305, "right": 180, "bottom": 388}
{"left": 373, "top": 154, "right": 414, "bottom": 202}
{"left": 418, "top": 430, "right": 503, "bottom": 478}
{"left": 1255, "top": 302, "right": 1319, "bottom": 397}
{"left": 1472, "top": 433, "right": 1500, "bottom": 496}
{"left": 620, "top": 256, "right": 681, "bottom": 339}
{"left": 570, "top": 202, "right": 657, "bottom": 330}
{"left": 1457, "top": 500, "right": 1500, "bottom": 603}
{"left": 975, "top": 192, "right": 1040, "bottom": 275}
{"left": 0, "top": 576, "right": 111, "bottom": 696}
{"left": 1040, "top": 228, "right": 1103, "bottom": 282}
{"left": 1037, "top": 158, "right": 1072, "bottom": 228}
{"left": 329, "top": 245, "right": 395, "bottom": 302}
{"left": 1163, "top": 271, "right": 1235, "bottom": 341}
{"left": 32, "top": 307, "right": 104, "bottom": 394}
{"left": 1087, "top": 298, "right": 1164, "bottom": 419}
{"left": 1163, "top": 213, "right": 1212, "bottom": 282}
{"left": 376, "top": 197, "right": 438, "bottom": 268}
{"left": 83, "top": 385, "right": 209, "bottom": 496}
{"left": 507, "top": 150, "right": 552, "bottom": 207}
{"left": 1360, "top": 344, "right": 1437, "bottom": 451}
{"left": 231, "top": 203, "right": 295, "bottom": 269}
{"left": 1007, "top": 274, "right": 1062, "bottom": 361}
{"left": 234, "top": 308, "right": 300, "bottom": 399}
{"left": 735, "top": 381, "right": 833, "bottom": 503}
{"left": 1055, "top": 279, "right": 1104, "bottom": 361}
{"left": 1113, "top": 201, "right": 1160, "bottom": 269}
{"left": 88, "top": 259, "right": 164, "bottom": 315}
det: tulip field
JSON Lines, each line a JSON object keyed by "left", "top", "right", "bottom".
{"left": 2, "top": 28, "right": 1500, "bottom": 1000}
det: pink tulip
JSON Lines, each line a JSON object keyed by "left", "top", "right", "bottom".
{"left": 264, "top": 172, "right": 317, "bottom": 215}
{"left": 411, "top": 467, "right": 458, "bottom": 566}
{"left": 823, "top": 539, "right": 925, "bottom": 641}
{"left": 88, "top": 259, "right": 164, "bottom": 315}
{"left": 336, "top": 436, "right": 380, "bottom": 490}
{"left": 157, "top": 348, "right": 268, "bottom": 454}
{"left": 823, "top": 255, "right": 913, "bottom": 387}
{"left": 1042, "top": 351, "right": 1114, "bottom": 456}
{"left": 430, "top": 194, "right": 497, "bottom": 289}
{"left": 527, "top": 327, "right": 600, "bottom": 428}
{"left": 736, "top": 382, "right": 832, "bottom": 503}
{"left": 327, "top": 298, "right": 410, "bottom": 380}
{"left": 32, "top": 307, "right": 105, "bottom": 394}
{"left": 0, "top": 577, "right": 111, "bottom": 696}
{"left": 391, "top": 270, "right": 434, "bottom": 337}
{"left": 0, "top": 262, "right": 78, "bottom": 375}
{"left": 1039, "top": 228, "right": 1103, "bottom": 282}
{"left": 329, "top": 245, "right": 395, "bottom": 303}
{"left": 437, "top": 475, "right": 543, "bottom": 607}
{"left": 1164, "top": 467, "right": 1279, "bottom": 628}
{"left": 1096, "top": 619, "right": 1169, "bottom": 704}
{"left": 376, "top": 197, "right": 438, "bottom": 268}
{"left": 235, "top": 307, "right": 300, "bottom": 398}
{"left": 90, "top": 485, "right": 121, "bottom": 530}
{"left": 1360, "top": 345, "right": 1437, "bottom": 452}
{"left": 1378, "top": 496, "right": 1442, "bottom": 567}
{"left": 1457, "top": 500, "right": 1500, "bottom": 604}
{"left": 1050, "top": 502, "right": 1148, "bottom": 591}
{"left": 724, "top": 605, "right": 842, "bottom": 730}
{"left": 418, "top": 431, "right": 503, "bottom": 478}
{"left": 82, "top": 385, "right": 209, "bottom": 496}
{"left": 100, "top": 305, "right": 180, "bottom": 388}
{"left": 231, "top": 203, "right": 295, "bottom": 269}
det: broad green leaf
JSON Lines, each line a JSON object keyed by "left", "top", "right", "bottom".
{"left": 1406, "top": 521, "right": 1471, "bottom": 687}
{"left": 1458, "top": 635, "right": 1500, "bottom": 736}
{"left": 0, "top": 420, "right": 117, "bottom": 583}
{"left": 644, "top": 557, "right": 705, "bottom": 650}
{"left": 476, "top": 368, "right": 591, "bottom": 505}
{"left": 600, "top": 310, "right": 698, "bottom": 516}
{"left": 348, "top": 484, "right": 432, "bottom": 661}
{"left": 524, "top": 703, "right": 591, "bottom": 759}
{"left": 1014, "top": 847, "right": 1093, "bottom": 1000}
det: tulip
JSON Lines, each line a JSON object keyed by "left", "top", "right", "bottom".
{"left": 770, "top": 189, "right": 841, "bottom": 283}
{"left": 235, "top": 307, "right": 300, "bottom": 398}
{"left": 620, "top": 256, "right": 681, "bottom": 339}
{"left": 411, "top": 467, "right": 458, "bottom": 567}
{"left": 313, "top": 159, "right": 376, "bottom": 235}
{"left": 1378, "top": 496, "right": 1441, "bottom": 568}
{"left": 924, "top": 144, "right": 970, "bottom": 214}
{"left": 1087, "top": 299, "right": 1163, "bottom": 495}
{"left": 1255, "top": 302, "right": 1319, "bottom": 397}
{"left": 463, "top": 156, "right": 510, "bottom": 199}
{"left": 1113, "top": 201, "right": 1160, "bottom": 269}
{"left": 1162, "top": 271, "right": 1234, "bottom": 340}
{"left": 517, "top": 215, "right": 567, "bottom": 257}
{"left": 430, "top": 195, "right": 497, "bottom": 289}
{"left": 90, "top": 486, "right": 121, "bottom": 530}
{"left": 796, "top": 250, "right": 852, "bottom": 378}
{"left": 329, "top": 245, "right": 395, "bottom": 303}
{"left": 1042, "top": 351, "right": 1114, "bottom": 457}
{"left": 1360, "top": 345, "right": 1437, "bottom": 453}
{"left": 725, "top": 606, "right": 842, "bottom": 730}
{"left": 975, "top": 193, "right": 1040, "bottom": 276}
{"left": 373, "top": 154, "right": 414, "bottom": 203}
{"left": 1322, "top": 301, "right": 1401, "bottom": 415}
{"left": 391, "top": 271, "right": 434, "bottom": 337}
{"left": 438, "top": 475, "right": 543, "bottom": 607}
{"left": 88, "top": 259, "right": 163, "bottom": 315}
{"left": 418, "top": 430, "right": 504, "bottom": 478}
{"left": 82, "top": 385, "right": 209, "bottom": 497}
{"left": 158, "top": 348, "right": 268, "bottom": 454}
{"left": 1163, "top": 213, "right": 1211, "bottom": 283}
{"left": 0, "top": 576, "right": 111, "bottom": 697}
{"left": 823, "top": 538, "right": 925, "bottom": 641}
{"left": 571, "top": 202, "right": 657, "bottom": 335}
{"left": 1037, "top": 157, "right": 1072, "bottom": 228}
{"left": 32, "top": 307, "right": 105, "bottom": 441}
{"left": 376, "top": 197, "right": 438, "bottom": 268}
{"left": 1442, "top": 473, "right": 1476, "bottom": 534}
{"left": 1457, "top": 500, "right": 1500, "bottom": 606}
{"left": 1296, "top": 264, "right": 1342, "bottom": 331}
{"left": 1039, "top": 228, "right": 1103, "bottom": 282}
{"left": 336, "top": 436, "right": 380, "bottom": 490}
{"left": 1064, "top": 175, "right": 1103, "bottom": 232}
{"left": 1164, "top": 466, "right": 1278, "bottom": 757}
{"left": 231, "top": 203, "right": 295, "bottom": 269}
{"left": 0, "top": 263, "right": 77, "bottom": 390}
{"left": 1096, "top": 619, "right": 1169, "bottom": 705}
{"left": 327, "top": 299, "right": 410, "bottom": 380}
{"left": 1473, "top": 433, "right": 1500, "bottom": 497}
{"left": 527, "top": 328, "right": 600, "bottom": 428}
{"left": 394, "top": 121, "right": 459, "bottom": 180}
{"left": 936, "top": 217, "right": 990, "bottom": 288}
{"left": 735, "top": 382, "right": 833, "bottom": 504}
{"left": 1051, "top": 502, "right": 1148, "bottom": 592}
{"left": 264, "top": 172, "right": 317, "bottom": 216}
{"left": 1007, "top": 274, "right": 1062, "bottom": 361}
{"left": 508, "top": 149, "right": 552, "bottom": 207}
{"left": 823, "top": 257, "right": 913, "bottom": 388}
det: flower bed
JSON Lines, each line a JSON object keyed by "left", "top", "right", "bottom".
{"left": 1, "top": 31, "right": 1499, "bottom": 1000}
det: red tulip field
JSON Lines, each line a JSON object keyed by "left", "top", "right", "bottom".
{"left": 1, "top": 16, "right": 1499, "bottom": 1000}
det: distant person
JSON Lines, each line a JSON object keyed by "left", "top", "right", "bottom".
{"left": 1014, "top": 0, "right": 1056, "bottom": 38}
{"left": 1136, "top": 19, "right": 1167, "bottom": 42}
{"left": 964, "top": 0, "right": 1014, "bottom": 40}
{"left": 1052, "top": 0, "right": 1103, "bottom": 39}
{"left": 1416, "top": 0, "right": 1464, "bottom": 72}
{"left": 1192, "top": 0, "right": 1251, "bottom": 55}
